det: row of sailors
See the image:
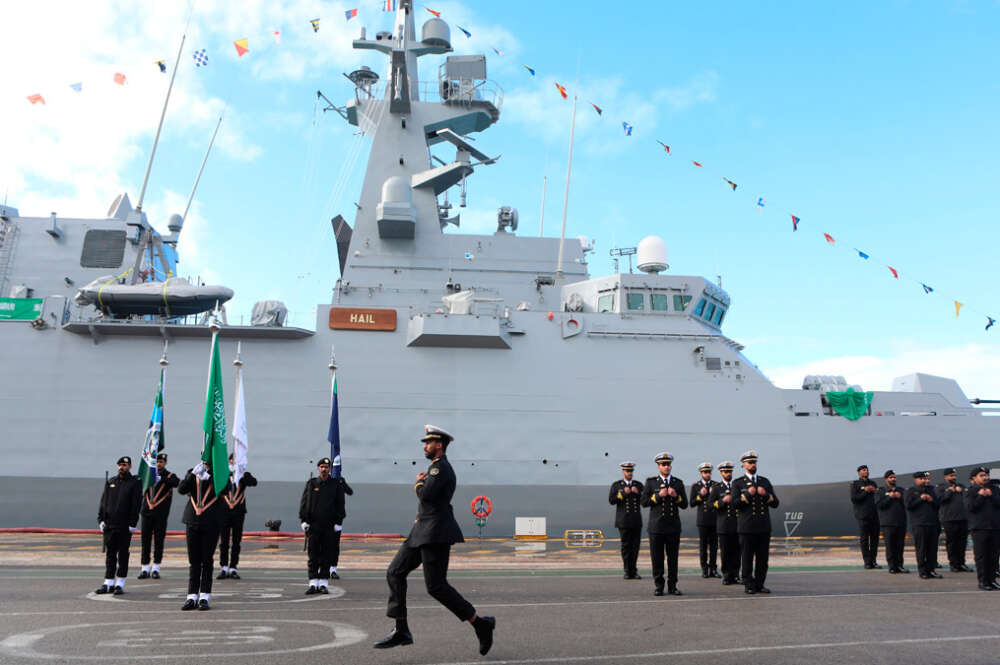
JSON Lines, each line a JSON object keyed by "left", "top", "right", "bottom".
{"left": 609, "top": 450, "right": 778, "bottom": 595}
{"left": 851, "top": 465, "right": 1000, "bottom": 590}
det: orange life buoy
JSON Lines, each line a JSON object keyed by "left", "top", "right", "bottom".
{"left": 471, "top": 495, "right": 492, "bottom": 518}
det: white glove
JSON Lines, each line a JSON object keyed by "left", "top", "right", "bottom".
{"left": 129, "top": 526, "right": 137, "bottom": 533}
{"left": 193, "top": 462, "right": 206, "bottom": 476}
{"left": 197, "top": 471, "right": 210, "bottom": 481}
{"left": 334, "top": 524, "right": 343, "bottom": 532}
{"left": 99, "top": 521, "right": 105, "bottom": 533}
{"left": 301, "top": 522, "right": 310, "bottom": 532}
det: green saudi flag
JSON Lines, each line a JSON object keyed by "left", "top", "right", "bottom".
{"left": 138, "top": 369, "right": 166, "bottom": 493}
{"left": 202, "top": 332, "right": 229, "bottom": 496}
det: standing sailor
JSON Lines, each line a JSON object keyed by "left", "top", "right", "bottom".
{"left": 375, "top": 425, "right": 496, "bottom": 655}
{"left": 905, "top": 471, "right": 941, "bottom": 579}
{"left": 733, "top": 450, "right": 779, "bottom": 594}
{"left": 850, "top": 464, "right": 880, "bottom": 569}
{"left": 138, "top": 453, "right": 178, "bottom": 579}
{"left": 640, "top": 452, "right": 688, "bottom": 596}
{"left": 876, "top": 470, "right": 908, "bottom": 573}
{"left": 328, "top": 456, "right": 354, "bottom": 580}
{"left": 710, "top": 461, "right": 740, "bottom": 585}
{"left": 965, "top": 467, "right": 1000, "bottom": 590}
{"left": 177, "top": 460, "right": 224, "bottom": 610}
{"left": 300, "top": 458, "right": 339, "bottom": 595}
{"left": 96, "top": 456, "right": 141, "bottom": 595}
{"left": 608, "top": 461, "right": 643, "bottom": 579}
{"left": 218, "top": 453, "right": 257, "bottom": 580}
{"left": 691, "top": 462, "right": 720, "bottom": 578}
{"left": 937, "top": 467, "right": 970, "bottom": 572}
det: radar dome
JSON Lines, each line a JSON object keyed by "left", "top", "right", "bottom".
{"left": 421, "top": 18, "right": 451, "bottom": 48}
{"left": 381, "top": 176, "right": 412, "bottom": 203}
{"left": 637, "top": 236, "right": 668, "bottom": 273}
{"left": 167, "top": 213, "right": 184, "bottom": 233}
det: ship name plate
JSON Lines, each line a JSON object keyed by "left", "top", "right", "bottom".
{"left": 330, "top": 307, "right": 397, "bottom": 331}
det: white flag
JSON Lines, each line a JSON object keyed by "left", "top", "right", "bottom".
{"left": 231, "top": 365, "right": 248, "bottom": 484}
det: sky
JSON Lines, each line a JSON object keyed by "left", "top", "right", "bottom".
{"left": 2, "top": 0, "right": 999, "bottom": 399}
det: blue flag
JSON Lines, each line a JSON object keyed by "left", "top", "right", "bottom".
{"left": 328, "top": 372, "right": 342, "bottom": 478}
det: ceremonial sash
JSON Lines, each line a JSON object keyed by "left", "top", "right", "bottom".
{"left": 145, "top": 482, "right": 172, "bottom": 510}
{"left": 190, "top": 476, "right": 218, "bottom": 516}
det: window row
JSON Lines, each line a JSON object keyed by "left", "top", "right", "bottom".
{"left": 693, "top": 297, "right": 726, "bottom": 326}
{"left": 596, "top": 293, "right": 693, "bottom": 313}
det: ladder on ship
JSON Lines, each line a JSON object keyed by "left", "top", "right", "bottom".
{"left": 0, "top": 217, "right": 18, "bottom": 298}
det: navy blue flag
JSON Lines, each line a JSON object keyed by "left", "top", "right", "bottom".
{"left": 328, "top": 373, "right": 342, "bottom": 478}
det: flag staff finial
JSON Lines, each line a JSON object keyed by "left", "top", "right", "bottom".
{"left": 159, "top": 339, "right": 169, "bottom": 367}
{"left": 209, "top": 301, "right": 221, "bottom": 334}
{"left": 234, "top": 340, "right": 243, "bottom": 367}
{"left": 328, "top": 344, "right": 337, "bottom": 371}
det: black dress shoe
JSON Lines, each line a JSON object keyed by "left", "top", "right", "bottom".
{"left": 667, "top": 588, "right": 683, "bottom": 596}
{"left": 919, "top": 573, "right": 930, "bottom": 579}
{"left": 898, "top": 568, "right": 910, "bottom": 574}
{"left": 113, "top": 586, "right": 124, "bottom": 596}
{"left": 373, "top": 629, "right": 414, "bottom": 649}
{"left": 653, "top": 588, "right": 664, "bottom": 596}
{"left": 198, "top": 599, "right": 210, "bottom": 611}
{"left": 632, "top": 574, "right": 641, "bottom": 580}
{"left": 960, "top": 564, "right": 974, "bottom": 572}
{"left": 950, "top": 566, "right": 963, "bottom": 573}
{"left": 864, "top": 563, "right": 875, "bottom": 569}
{"left": 137, "top": 571, "right": 150, "bottom": 579}
{"left": 871, "top": 563, "right": 882, "bottom": 569}
{"left": 474, "top": 616, "right": 496, "bottom": 655}
{"left": 735, "top": 577, "right": 744, "bottom": 584}
{"left": 181, "top": 599, "right": 197, "bottom": 611}
{"left": 757, "top": 586, "right": 771, "bottom": 594}
{"left": 330, "top": 571, "right": 340, "bottom": 580}
{"left": 979, "top": 584, "right": 995, "bottom": 591}
{"left": 929, "top": 572, "right": 943, "bottom": 579}
{"left": 701, "top": 570, "right": 710, "bottom": 578}
{"left": 151, "top": 571, "right": 160, "bottom": 579}
{"left": 744, "top": 587, "right": 756, "bottom": 595}
{"left": 229, "top": 571, "right": 240, "bottom": 580}
{"left": 623, "top": 574, "right": 631, "bottom": 579}
{"left": 888, "top": 568, "right": 898, "bottom": 574}
{"left": 95, "top": 584, "right": 110, "bottom": 594}
{"left": 991, "top": 583, "right": 1000, "bottom": 590}
{"left": 721, "top": 578, "right": 732, "bottom": 586}
{"left": 305, "top": 585, "right": 317, "bottom": 595}
{"left": 710, "top": 569, "right": 722, "bottom": 578}
{"left": 319, "top": 586, "right": 329, "bottom": 594}
{"left": 216, "top": 571, "right": 228, "bottom": 580}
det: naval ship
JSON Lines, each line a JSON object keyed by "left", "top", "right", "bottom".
{"left": 2, "top": 1, "right": 998, "bottom": 538}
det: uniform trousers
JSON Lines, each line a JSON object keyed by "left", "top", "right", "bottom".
{"left": 140, "top": 513, "right": 168, "bottom": 565}
{"left": 971, "top": 530, "right": 1000, "bottom": 586}
{"left": 185, "top": 526, "right": 219, "bottom": 595}
{"left": 856, "top": 518, "right": 880, "bottom": 566}
{"left": 219, "top": 512, "right": 246, "bottom": 569}
{"left": 331, "top": 527, "right": 343, "bottom": 568}
{"left": 697, "top": 525, "right": 718, "bottom": 572}
{"left": 103, "top": 528, "right": 132, "bottom": 579}
{"left": 881, "top": 526, "right": 906, "bottom": 570}
{"left": 648, "top": 532, "right": 680, "bottom": 591}
{"left": 307, "top": 529, "right": 336, "bottom": 579}
{"left": 911, "top": 525, "right": 937, "bottom": 575}
{"left": 617, "top": 527, "right": 641, "bottom": 576}
{"left": 942, "top": 520, "right": 968, "bottom": 568}
{"left": 386, "top": 542, "right": 475, "bottom": 621}
{"left": 739, "top": 532, "right": 770, "bottom": 590}
{"left": 718, "top": 532, "right": 740, "bottom": 581}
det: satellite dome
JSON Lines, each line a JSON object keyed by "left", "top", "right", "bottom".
{"left": 167, "top": 213, "right": 184, "bottom": 233}
{"left": 637, "top": 236, "right": 668, "bottom": 273}
{"left": 421, "top": 18, "right": 451, "bottom": 48}
{"left": 381, "top": 176, "right": 412, "bottom": 203}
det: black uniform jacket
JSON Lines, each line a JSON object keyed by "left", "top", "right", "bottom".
{"left": 710, "top": 479, "right": 739, "bottom": 534}
{"left": 691, "top": 479, "right": 718, "bottom": 527}
{"left": 222, "top": 471, "right": 258, "bottom": 516}
{"left": 936, "top": 482, "right": 967, "bottom": 523}
{"left": 609, "top": 479, "right": 643, "bottom": 529}
{"left": 876, "top": 485, "right": 907, "bottom": 527}
{"left": 298, "top": 475, "right": 347, "bottom": 530}
{"left": 140, "top": 469, "right": 179, "bottom": 518}
{"left": 849, "top": 479, "right": 879, "bottom": 521}
{"left": 178, "top": 470, "right": 225, "bottom": 529}
{"left": 732, "top": 475, "right": 779, "bottom": 534}
{"left": 965, "top": 484, "right": 1000, "bottom": 531}
{"left": 904, "top": 485, "right": 939, "bottom": 528}
{"left": 640, "top": 475, "right": 688, "bottom": 534}
{"left": 405, "top": 455, "right": 464, "bottom": 547}
{"left": 98, "top": 471, "right": 141, "bottom": 529}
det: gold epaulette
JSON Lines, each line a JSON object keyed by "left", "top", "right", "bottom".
{"left": 413, "top": 481, "right": 425, "bottom": 495}
{"left": 740, "top": 494, "right": 748, "bottom": 503}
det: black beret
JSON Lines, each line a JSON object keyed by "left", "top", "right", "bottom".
{"left": 317, "top": 457, "right": 332, "bottom": 466}
{"left": 857, "top": 464, "right": 868, "bottom": 472}
{"left": 117, "top": 456, "right": 131, "bottom": 465}
{"left": 913, "top": 471, "right": 930, "bottom": 479}
{"left": 970, "top": 466, "right": 989, "bottom": 479}
{"left": 156, "top": 453, "right": 167, "bottom": 461}
{"left": 943, "top": 467, "right": 956, "bottom": 476}
{"left": 883, "top": 469, "right": 895, "bottom": 479}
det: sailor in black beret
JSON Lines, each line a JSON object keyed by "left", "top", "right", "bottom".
{"left": 138, "top": 450, "right": 179, "bottom": 580}
{"left": 876, "top": 470, "right": 907, "bottom": 573}
{"left": 610, "top": 461, "right": 643, "bottom": 579}
{"left": 300, "top": 457, "right": 339, "bottom": 595}
{"left": 884, "top": 469, "right": 895, "bottom": 479}
{"left": 857, "top": 464, "right": 868, "bottom": 473}
{"left": 937, "top": 467, "right": 970, "bottom": 572}
{"left": 905, "top": 470, "right": 941, "bottom": 578}
{"left": 96, "top": 454, "right": 141, "bottom": 595}
{"left": 966, "top": 467, "right": 999, "bottom": 589}
{"left": 156, "top": 452, "right": 168, "bottom": 462}
{"left": 850, "top": 464, "right": 880, "bottom": 569}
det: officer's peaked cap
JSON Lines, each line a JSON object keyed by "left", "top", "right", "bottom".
{"left": 619, "top": 461, "right": 635, "bottom": 470}
{"left": 913, "top": 471, "right": 931, "bottom": 479}
{"left": 717, "top": 460, "right": 735, "bottom": 470}
{"left": 697, "top": 461, "right": 712, "bottom": 471}
{"left": 421, "top": 424, "right": 454, "bottom": 444}
{"left": 654, "top": 452, "right": 674, "bottom": 464}
{"left": 740, "top": 450, "right": 759, "bottom": 463}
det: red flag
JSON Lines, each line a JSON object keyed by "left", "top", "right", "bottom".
{"left": 590, "top": 102, "right": 602, "bottom": 115}
{"left": 426, "top": 8, "right": 441, "bottom": 17}
{"left": 692, "top": 160, "right": 702, "bottom": 168}
{"left": 823, "top": 233, "right": 835, "bottom": 244}
{"left": 113, "top": 72, "right": 127, "bottom": 85}
{"left": 656, "top": 140, "right": 670, "bottom": 154}
{"left": 554, "top": 83, "right": 568, "bottom": 99}
{"left": 888, "top": 266, "right": 898, "bottom": 279}
{"left": 26, "top": 94, "right": 45, "bottom": 105}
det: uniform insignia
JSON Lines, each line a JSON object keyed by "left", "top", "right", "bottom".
{"left": 430, "top": 468, "right": 440, "bottom": 476}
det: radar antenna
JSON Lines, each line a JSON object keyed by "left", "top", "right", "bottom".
{"left": 609, "top": 246, "right": 637, "bottom": 274}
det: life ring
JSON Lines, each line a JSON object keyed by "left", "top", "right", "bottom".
{"left": 471, "top": 495, "right": 492, "bottom": 518}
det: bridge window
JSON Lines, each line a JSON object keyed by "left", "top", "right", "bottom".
{"left": 693, "top": 298, "right": 706, "bottom": 316}
{"left": 714, "top": 308, "right": 725, "bottom": 326}
{"left": 597, "top": 293, "right": 615, "bottom": 313}
{"left": 673, "top": 295, "right": 692, "bottom": 312}
{"left": 705, "top": 303, "right": 716, "bottom": 321}
{"left": 650, "top": 294, "right": 668, "bottom": 311}
{"left": 626, "top": 293, "right": 645, "bottom": 310}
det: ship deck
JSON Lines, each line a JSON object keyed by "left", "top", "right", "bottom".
{"left": 1, "top": 534, "right": 999, "bottom": 664}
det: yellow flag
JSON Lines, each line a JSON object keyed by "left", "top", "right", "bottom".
{"left": 234, "top": 38, "right": 249, "bottom": 56}
{"left": 955, "top": 301, "right": 963, "bottom": 317}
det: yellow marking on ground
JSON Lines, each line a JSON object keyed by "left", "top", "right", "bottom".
{"left": 828, "top": 546, "right": 851, "bottom": 551}
{"left": 814, "top": 536, "right": 831, "bottom": 539}
{"left": 341, "top": 549, "right": 366, "bottom": 554}
{"left": 467, "top": 549, "right": 498, "bottom": 555}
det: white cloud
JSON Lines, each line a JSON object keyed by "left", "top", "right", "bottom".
{"left": 763, "top": 343, "right": 1000, "bottom": 400}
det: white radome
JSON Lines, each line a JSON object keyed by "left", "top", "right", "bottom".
{"left": 637, "top": 235, "right": 668, "bottom": 273}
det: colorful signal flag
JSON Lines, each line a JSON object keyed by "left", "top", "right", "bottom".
{"left": 723, "top": 178, "right": 737, "bottom": 191}
{"left": 457, "top": 25, "right": 471, "bottom": 38}
{"left": 790, "top": 215, "right": 800, "bottom": 231}
{"left": 554, "top": 82, "right": 568, "bottom": 99}
{"left": 193, "top": 49, "right": 209, "bottom": 67}
{"left": 523, "top": 64, "right": 535, "bottom": 76}
{"left": 113, "top": 72, "right": 127, "bottom": 85}
{"left": 69, "top": 82, "right": 82, "bottom": 92}
{"left": 590, "top": 102, "right": 602, "bottom": 115}
{"left": 888, "top": 266, "right": 898, "bottom": 279}
{"left": 310, "top": 18, "right": 320, "bottom": 32}
{"left": 622, "top": 121, "right": 633, "bottom": 136}
{"left": 234, "top": 38, "right": 249, "bottom": 57}
{"left": 155, "top": 60, "right": 166, "bottom": 73}
{"left": 426, "top": 8, "right": 441, "bottom": 17}
{"left": 656, "top": 140, "right": 670, "bottom": 154}
{"left": 824, "top": 233, "right": 835, "bottom": 244}
{"left": 345, "top": 8, "right": 357, "bottom": 20}
{"left": 26, "top": 93, "right": 45, "bottom": 105}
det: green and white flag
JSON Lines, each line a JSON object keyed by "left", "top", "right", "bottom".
{"left": 202, "top": 332, "right": 228, "bottom": 496}
{"left": 138, "top": 369, "right": 165, "bottom": 493}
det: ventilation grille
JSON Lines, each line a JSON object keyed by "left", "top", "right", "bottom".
{"left": 80, "top": 230, "right": 126, "bottom": 268}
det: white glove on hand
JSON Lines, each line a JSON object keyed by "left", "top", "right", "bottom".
{"left": 99, "top": 521, "right": 105, "bottom": 533}
{"left": 301, "top": 522, "right": 310, "bottom": 532}
{"left": 193, "top": 462, "right": 206, "bottom": 476}
{"left": 334, "top": 524, "right": 343, "bottom": 532}
{"left": 129, "top": 526, "right": 137, "bottom": 533}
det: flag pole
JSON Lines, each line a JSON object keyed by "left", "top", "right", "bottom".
{"left": 555, "top": 95, "right": 578, "bottom": 282}
{"left": 136, "top": 33, "right": 186, "bottom": 213}
{"left": 232, "top": 340, "right": 245, "bottom": 485}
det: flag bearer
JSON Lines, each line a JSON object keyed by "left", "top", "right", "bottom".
{"left": 96, "top": 456, "right": 141, "bottom": 595}
{"left": 138, "top": 453, "right": 178, "bottom": 579}
{"left": 178, "top": 460, "right": 224, "bottom": 610}
{"left": 300, "top": 458, "right": 339, "bottom": 595}
{"left": 218, "top": 453, "right": 257, "bottom": 580}
{"left": 328, "top": 455, "right": 353, "bottom": 580}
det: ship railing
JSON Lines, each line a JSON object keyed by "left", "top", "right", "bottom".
{"left": 421, "top": 75, "right": 503, "bottom": 121}
{"left": 62, "top": 306, "right": 319, "bottom": 331}
{"left": 411, "top": 299, "right": 505, "bottom": 319}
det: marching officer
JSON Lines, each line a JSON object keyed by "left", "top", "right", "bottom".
{"left": 96, "top": 456, "right": 141, "bottom": 595}
{"left": 937, "top": 467, "right": 971, "bottom": 572}
{"left": 850, "top": 464, "right": 880, "bottom": 569}
{"left": 374, "top": 425, "right": 496, "bottom": 656}
{"left": 733, "top": 450, "right": 779, "bottom": 594}
{"left": 710, "top": 461, "right": 740, "bottom": 585}
{"left": 177, "top": 460, "right": 225, "bottom": 610}
{"left": 905, "top": 471, "right": 941, "bottom": 579}
{"left": 691, "top": 461, "right": 720, "bottom": 578}
{"left": 608, "top": 461, "right": 643, "bottom": 579}
{"left": 640, "top": 452, "right": 688, "bottom": 596}
{"left": 328, "top": 456, "right": 354, "bottom": 580}
{"left": 299, "top": 458, "right": 339, "bottom": 595}
{"left": 218, "top": 454, "right": 258, "bottom": 580}
{"left": 138, "top": 453, "right": 179, "bottom": 579}
{"left": 965, "top": 466, "right": 1000, "bottom": 590}
{"left": 876, "top": 470, "right": 908, "bottom": 573}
